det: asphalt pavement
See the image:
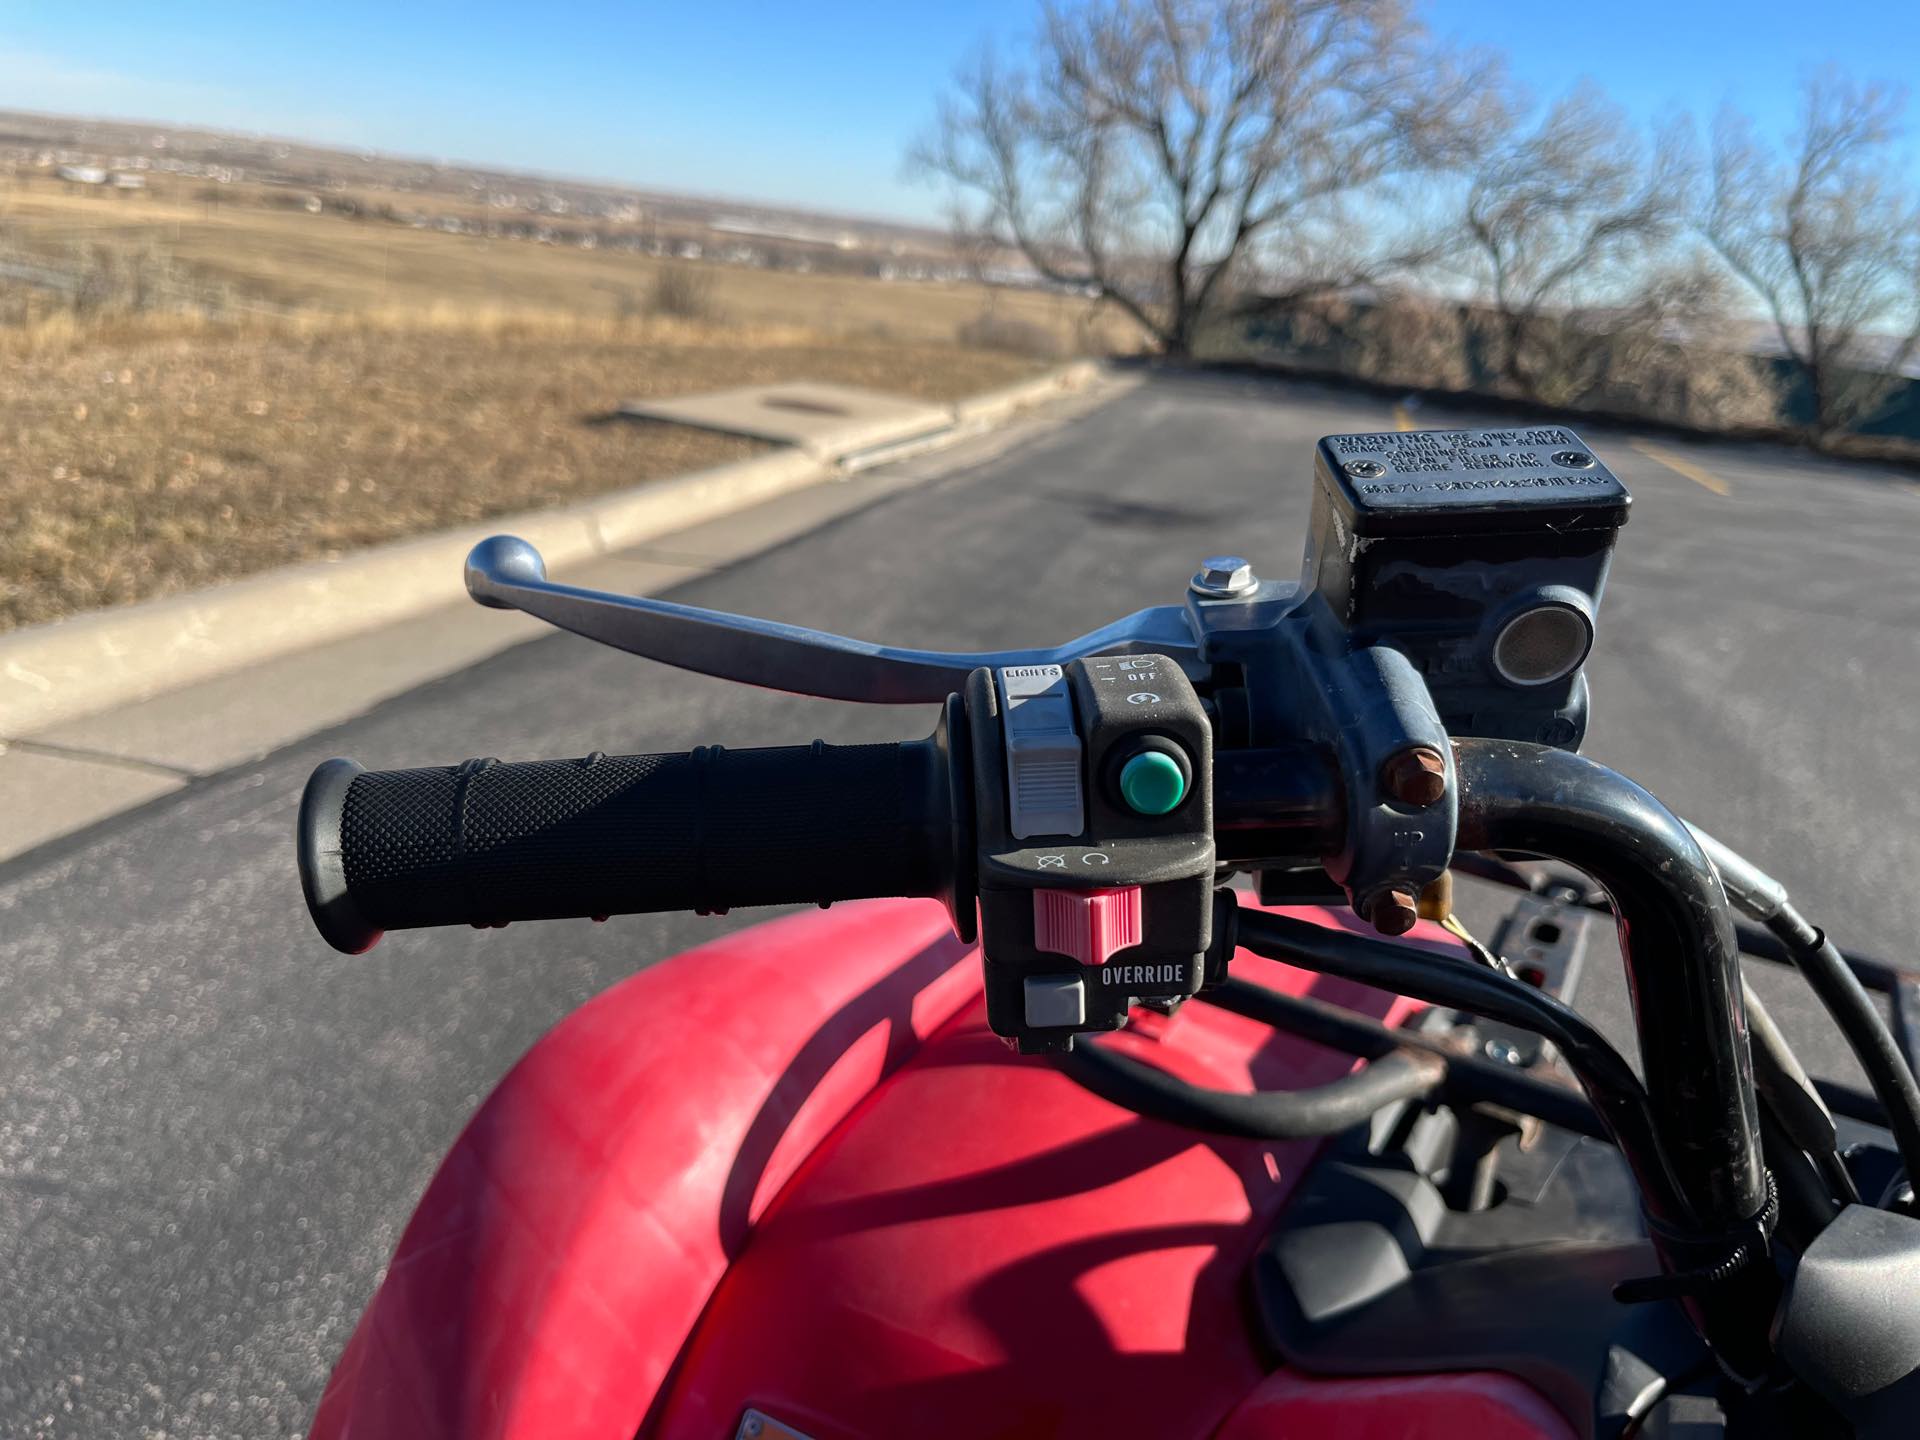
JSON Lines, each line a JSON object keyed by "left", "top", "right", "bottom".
{"left": 2, "top": 370, "right": 1917, "bottom": 1436}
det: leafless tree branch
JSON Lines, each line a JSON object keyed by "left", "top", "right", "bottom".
{"left": 910, "top": 0, "right": 1504, "bottom": 355}
{"left": 1704, "top": 71, "right": 1920, "bottom": 438}
{"left": 1457, "top": 87, "right": 1693, "bottom": 403}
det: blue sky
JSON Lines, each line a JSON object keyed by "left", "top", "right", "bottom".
{"left": 0, "top": 1, "right": 1915, "bottom": 222}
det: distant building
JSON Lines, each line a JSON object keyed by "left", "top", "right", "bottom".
{"left": 56, "top": 164, "right": 107, "bottom": 185}
{"left": 109, "top": 172, "right": 146, "bottom": 190}
{"left": 712, "top": 215, "right": 859, "bottom": 250}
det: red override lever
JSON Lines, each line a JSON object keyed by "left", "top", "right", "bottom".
{"left": 1032, "top": 886, "right": 1143, "bottom": 966}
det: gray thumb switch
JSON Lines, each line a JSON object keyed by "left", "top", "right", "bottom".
{"left": 997, "top": 664, "right": 1084, "bottom": 838}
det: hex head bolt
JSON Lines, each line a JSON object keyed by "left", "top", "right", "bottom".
{"left": 1381, "top": 745, "right": 1447, "bottom": 807}
{"left": 1189, "top": 555, "right": 1258, "bottom": 598}
{"left": 1367, "top": 889, "right": 1420, "bottom": 936}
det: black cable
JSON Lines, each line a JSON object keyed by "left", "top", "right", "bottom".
{"left": 1057, "top": 1041, "right": 1444, "bottom": 1141}
{"left": 1767, "top": 903, "right": 1920, "bottom": 1199}
{"left": 1206, "top": 977, "right": 1608, "bottom": 1140}
{"left": 1452, "top": 851, "right": 1903, "bottom": 996}
{"left": 1724, "top": 921, "right": 1903, "bottom": 989}
{"left": 1455, "top": 837, "right": 1918, "bottom": 1200}
{"left": 1758, "top": 1109, "right": 1841, "bottom": 1251}
{"left": 1745, "top": 988, "right": 1854, "bottom": 1206}
{"left": 1234, "top": 906, "right": 1691, "bottom": 1228}
{"left": 1054, "top": 975, "right": 1616, "bottom": 1144}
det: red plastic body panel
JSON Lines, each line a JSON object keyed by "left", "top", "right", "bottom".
{"left": 1214, "top": 1371, "right": 1576, "bottom": 1439}
{"left": 311, "top": 901, "right": 974, "bottom": 1440}
{"left": 311, "top": 901, "right": 1571, "bottom": 1440}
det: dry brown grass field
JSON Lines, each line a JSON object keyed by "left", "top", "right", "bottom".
{"left": 0, "top": 176, "right": 1129, "bottom": 631}
{"left": 0, "top": 312, "right": 1047, "bottom": 631}
{"left": 0, "top": 177, "right": 1124, "bottom": 343}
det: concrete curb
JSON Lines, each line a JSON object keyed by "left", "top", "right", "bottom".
{"left": 954, "top": 359, "right": 1098, "bottom": 426}
{"left": 0, "top": 360, "right": 1102, "bottom": 736}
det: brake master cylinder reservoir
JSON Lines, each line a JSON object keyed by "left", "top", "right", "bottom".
{"left": 1304, "top": 427, "right": 1630, "bottom": 747}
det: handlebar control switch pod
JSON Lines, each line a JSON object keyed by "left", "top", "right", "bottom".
{"left": 967, "top": 655, "right": 1215, "bottom": 1054}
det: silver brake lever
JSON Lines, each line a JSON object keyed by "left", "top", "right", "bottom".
{"left": 465, "top": 536, "right": 1201, "bottom": 704}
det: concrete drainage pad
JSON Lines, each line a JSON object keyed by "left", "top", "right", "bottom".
{"left": 618, "top": 381, "right": 953, "bottom": 460}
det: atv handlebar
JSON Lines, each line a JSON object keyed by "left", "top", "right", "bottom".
{"left": 298, "top": 721, "right": 969, "bottom": 955}
{"left": 298, "top": 728, "right": 1770, "bottom": 1235}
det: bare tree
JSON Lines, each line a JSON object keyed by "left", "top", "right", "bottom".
{"left": 1597, "top": 258, "right": 1781, "bottom": 428}
{"left": 1287, "top": 286, "right": 1474, "bottom": 389}
{"left": 945, "top": 201, "right": 1007, "bottom": 312}
{"left": 1705, "top": 73, "right": 1920, "bottom": 439}
{"left": 1461, "top": 88, "right": 1691, "bottom": 404}
{"left": 911, "top": 0, "right": 1502, "bottom": 357}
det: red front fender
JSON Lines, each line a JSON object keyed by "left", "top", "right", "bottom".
{"left": 310, "top": 899, "right": 978, "bottom": 1440}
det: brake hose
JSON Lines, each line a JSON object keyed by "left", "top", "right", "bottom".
{"left": 1687, "top": 826, "right": 1920, "bottom": 1203}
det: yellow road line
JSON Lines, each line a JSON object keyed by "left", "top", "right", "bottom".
{"left": 1391, "top": 403, "right": 1415, "bottom": 432}
{"left": 1630, "top": 439, "right": 1731, "bottom": 497}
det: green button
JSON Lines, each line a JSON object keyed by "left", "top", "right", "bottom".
{"left": 1119, "top": 750, "right": 1187, "bottom": 815}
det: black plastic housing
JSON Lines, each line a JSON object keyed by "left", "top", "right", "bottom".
{"left": 1255, "top": 1118, "right": 1709, "bottom": 1440}
{"left": 1773, "top": 1204, "right": 1920, "bottom": 1435}
{"left": 970, "top": 656, "right": 1215, "bottom": 1053}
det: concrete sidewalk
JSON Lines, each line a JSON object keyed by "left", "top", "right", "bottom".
{"left": 617, "top": 379, "right": 953, "bottom": 458}
{"left": 0, "top": 376, "right": 1123, "bottom": 863}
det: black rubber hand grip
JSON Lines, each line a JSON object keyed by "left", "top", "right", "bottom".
{"left": 298, "top": 737, "right": 961, "bottom": 954}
